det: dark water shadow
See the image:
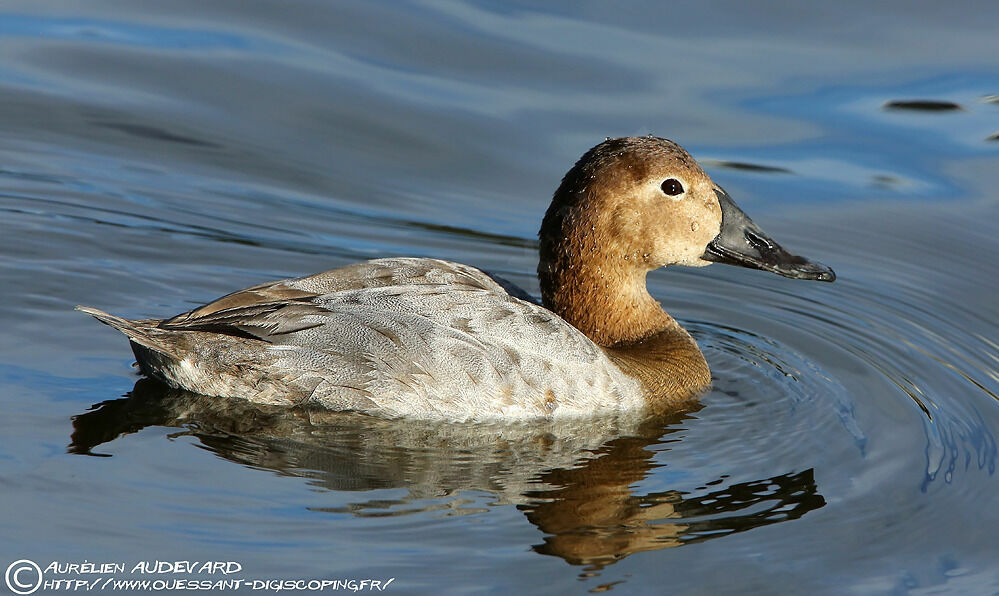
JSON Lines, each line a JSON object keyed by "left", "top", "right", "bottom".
{"left": 93, "top": 120, "right": 222, "bottom": 148}
{"left": 704, "top": 159, "right": 792, "bottom": 174}
{"left": 70, "top": 379, "right": 825, "bottom": 571}
{"left": 882, "top": 99, "right": 964, "bottom": 112}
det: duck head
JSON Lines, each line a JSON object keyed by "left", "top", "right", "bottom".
{"left": 538, "top": 136, "right": 834, "bottom": 346}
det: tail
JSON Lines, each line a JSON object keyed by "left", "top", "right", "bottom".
{"left": 75, "top": 306, "right": 178, "bottom": 358}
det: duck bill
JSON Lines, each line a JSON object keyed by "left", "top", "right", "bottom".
{"left": 701, "top": 188, "right": 835, "bottom": 282}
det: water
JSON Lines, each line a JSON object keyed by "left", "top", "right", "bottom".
{"left": 2, "top": 1, "right": 998, "bottom": 593}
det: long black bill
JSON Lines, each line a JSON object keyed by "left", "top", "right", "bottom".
{"left": 701, "top": 188, "right": 835, "bottom": 282}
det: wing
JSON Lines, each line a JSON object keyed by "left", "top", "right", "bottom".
{"left": 159, "top": 258, "right": 518, "bottom": 341}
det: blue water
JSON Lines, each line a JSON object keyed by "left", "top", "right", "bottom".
{"left": 2, "top": 2, "right": 998, "bottom": 594}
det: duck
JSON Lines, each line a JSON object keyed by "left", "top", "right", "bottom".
{"left": 78, "top": 136, "right": 834, "bottom": 421}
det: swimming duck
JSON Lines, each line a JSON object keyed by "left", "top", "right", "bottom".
{"left": 79, "top": 137, "right": 833, "bottom": 420}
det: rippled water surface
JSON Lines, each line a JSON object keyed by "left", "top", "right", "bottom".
{"left": 3, "top": 1, "right": 999, "bottom": 594}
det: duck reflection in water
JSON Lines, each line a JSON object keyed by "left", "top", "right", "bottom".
{"left": 70, "top": 380, "right": 825, "bottom": 571}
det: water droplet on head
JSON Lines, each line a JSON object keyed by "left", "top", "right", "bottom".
{"left": 690, "top": 221, "right": 699, "bottom": 232}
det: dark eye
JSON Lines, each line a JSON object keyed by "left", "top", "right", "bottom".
{"left": 661, "top": 178, "right": 684, "bottom": 196}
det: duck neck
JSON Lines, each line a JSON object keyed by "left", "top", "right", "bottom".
{"left": 538, "top": 251, "right": 675, "bottom": 347}
{"left": 538, "top": 253, "right": 712, "bottom": 401}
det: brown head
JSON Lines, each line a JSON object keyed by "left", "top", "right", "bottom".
{"left": 538, "top": 136, "right": 833, "bottom": 347}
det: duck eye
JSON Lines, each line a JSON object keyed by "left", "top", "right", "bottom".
{"left": 661, "top": 178, "right": 684, "bottom": 196}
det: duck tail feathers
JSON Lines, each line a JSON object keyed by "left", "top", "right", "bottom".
{"left": 75, "top": 306, "right": 177, "bottom": 358}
